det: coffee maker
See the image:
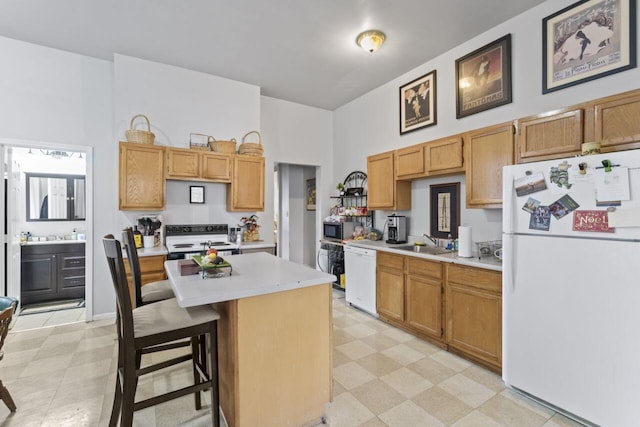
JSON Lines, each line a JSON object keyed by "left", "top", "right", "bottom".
{"left": 386, "top": 215, "right": 407, "bottom": 244}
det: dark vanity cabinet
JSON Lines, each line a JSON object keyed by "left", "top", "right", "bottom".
{"left": 21, "top": 243, "right": 85, "bottom": 306}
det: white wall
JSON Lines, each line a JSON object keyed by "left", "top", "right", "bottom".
{"left": 333, "top": 0, "right": 640, "bottom": 243}
{"left": 113, "top": 54, "right": 262, "bottom": 231}
{"left": 0, "top": 36, "right": 114, "bottom": 316}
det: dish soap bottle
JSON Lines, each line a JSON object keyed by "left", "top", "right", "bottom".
{"left": 71, "top": 228, "right": 78, "bottom": 240}
{"left": 133, "top": 226, "right": 143, "bottom": 249}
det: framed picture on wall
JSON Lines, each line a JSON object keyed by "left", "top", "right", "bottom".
{"left": 455, "top": 34, "right": 512, "bottom": 118}
{"left": 306, "top": 178, "right": 316, "bottom": 210}
{"left": 430, "top": 183, "right": 460, "bottom": 239}
{"left": 399, "top": 70, "right": 437, "bottom": 134}
{"left": 189, "top": 185, "right": 205, "bottom": 204}
{"left": 542, "top": 0, "right": 637, "bottom": 93}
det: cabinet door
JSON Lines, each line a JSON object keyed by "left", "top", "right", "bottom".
{"left": 445, "top": 265, "right": 502, "bottom": 371}
{"left": 465, "top": 122, "right": 514, "bottom": 209}
{"left": 396, "top": 144, "right": 425, "bottom": 179}
{"left": 367, "top": 151, "right": 411, "bottom": 210}
{"left": 123, "top": 254, "right": 167, "bottom": 303}
{"left": 20, "top": 253, "right": 57, "bottom": 305}
{"left": 406, "top": 257, "right": 443, "bottom": 340}
{"left": 201, "top": 152, "right": 232, "bottom": 182}
{"left": 517, "top": 109, "right": 583, "bottom": 163}
{"left": 227, "top": 155, "right": 265, "bottom": 211}
{"left": 119, "top": 142, "right": 166, "bottom": 210}
{"left": 594, "top": 90, "right": 640, "bottom": 151}
{"left": 166, "top": 148, "right": 200, "bottom": 180}
{"left": 376, "top": 253, "right": 404, "bottom": 322}
{"left": 425, "top": 136, "right": 464, "bottom": 175}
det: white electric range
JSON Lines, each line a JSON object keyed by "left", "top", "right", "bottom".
{"left": 165, "top": 223, "right": 239, "bottom": 260}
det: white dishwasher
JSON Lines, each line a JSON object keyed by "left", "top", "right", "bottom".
{"left": 344, "top": 245, "right": 377, "bottom": 317}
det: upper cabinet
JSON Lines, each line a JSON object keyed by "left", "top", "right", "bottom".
{"left": 119, "top": 142, "right": 166, "bottom": 211}
{"left": 367, "top": 151, "right": 411, "bottom": 211}
{"left": 396, "top": 136, "right": 464, "bottom": 180}
{"left": 166, "top": 148, "right": 200, "bottom": 180}
{"left": 227, "top": 155, "right": 265, "bottom": 211}
{"left": 593, "top": 89, "right": 640, "bottom": 152}
{"left": 166, "top": 148, "right": 232, "bottom": 183}
{"left": 464, "top": 122, "right": 514, "bottom": 209}
{"left": 425, "top": 136, "right": 464, "bottom": 176}
{"left": 516, "top": 109, "right": 583, "bottom": 163}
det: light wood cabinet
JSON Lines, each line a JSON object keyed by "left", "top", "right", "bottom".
{"left": 376, "top": 252, "right": 404, "bottom": 322}
{"left": 396, "top": 136, "right": 464, "bottom": 180}
{"left": 166, "top": 148, "right": 232, "bottom": 183}
{"left": 594, "top": 89, "right": 640, "bottom": 151}
{"left": 376, "top": 252, "right": 444, "bottom": 344}
{"left": 367, "top": 151, "right": 411, "bottom": 210}
{"left": 425, "top": 136, "right": 464, "bottom": 176}
{"left": 445, "top": 264, "right": 502, "bottom": 372}
{"left": 396, "top": 144, "right": 425, "bottom": 179}
{"left": 201, "top": 152, "right": 232, "bottom": 182}
{"left": 119, "top": 142, "right": 166, "bottom": 211}
{"left": 166, "top": 148, "right": 200, "bottom": 180}
{"left": 227, "top": 155, "right": 265, "bottom": 211}
{"left": 464, "top": 122, "right": 514, "bottom": 209}
{"left": 405, "top": 257, "right": 443, "bottom": 341}
{"left": 516, "top": 109, "right": 583, "bottom": 163}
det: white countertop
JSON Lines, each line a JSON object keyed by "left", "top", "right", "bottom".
{"left": 165, "top": 252, "right": 336, "bottom": 307}
{"left": 344, "top": 240, "right": 503, "bottom": 272}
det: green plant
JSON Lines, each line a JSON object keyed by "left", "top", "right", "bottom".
{"left": 336, "top": 182, "right": 344, "bottom": 191}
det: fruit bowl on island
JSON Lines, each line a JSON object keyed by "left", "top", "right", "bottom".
{"left": 192, "top": 252, "right": 232, "bottom": 278}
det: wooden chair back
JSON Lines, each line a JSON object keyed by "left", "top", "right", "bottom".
{"left": 121, "top": 227, "right": 144, "bottom": 308}
{"left": 103, "top": 234, "right": 135, "bottom": 345}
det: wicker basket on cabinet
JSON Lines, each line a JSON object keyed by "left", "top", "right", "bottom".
{"left": 238, "top": 131, "right": 264, "bottom": 156}
{"left": 208, "top": 137, "right": 237, "bottom": 153}
{"left": 125, "top": 114, "right": 155, "bottom": 145}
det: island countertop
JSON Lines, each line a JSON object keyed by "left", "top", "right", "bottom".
{"left": 165, "top": 252, "right": 336, "bottom": 307}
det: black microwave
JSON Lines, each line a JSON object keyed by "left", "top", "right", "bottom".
{"left": 323, "top": 221, "right": 358, "bottom": 241}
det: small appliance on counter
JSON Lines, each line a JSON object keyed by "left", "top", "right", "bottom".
{"left": 385, "top": 214, "right": 407, "bottom": 244}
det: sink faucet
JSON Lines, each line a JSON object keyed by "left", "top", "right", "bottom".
{"left": 422, "top": 234, "right": 439, "bottom": 247}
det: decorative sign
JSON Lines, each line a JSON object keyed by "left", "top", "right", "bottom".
{"left": 572, "top": 210, "right": 614, "bottom": 232}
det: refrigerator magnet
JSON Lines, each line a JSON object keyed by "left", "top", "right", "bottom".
{"left": 514, "top": 172, "right": 547, "bottom": 197}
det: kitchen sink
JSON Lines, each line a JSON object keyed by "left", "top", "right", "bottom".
{"left": 392, "top": 244, "right": 453, "bottom": 255}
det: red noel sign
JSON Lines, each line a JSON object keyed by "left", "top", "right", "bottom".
{"left": 572, "top": 210, "right": 614, "bottom": 233}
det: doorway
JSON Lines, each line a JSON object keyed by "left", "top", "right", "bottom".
{"left": 275, "top": 163, "right": 319, "bottom": 268}
{"left": 1, "top": 141, "right": 93, "bottom": 330}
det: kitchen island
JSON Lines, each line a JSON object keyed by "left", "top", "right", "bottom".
{"left": 165, "top": 253, "right": 335, "bottom": 427}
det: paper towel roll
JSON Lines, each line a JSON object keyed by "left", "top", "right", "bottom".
{"left": 458, "top": 226, "right": 472, "bottom": 258}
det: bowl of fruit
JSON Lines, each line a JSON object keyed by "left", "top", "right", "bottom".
{"left": 192, "top": 249, "right": 233, "bottom": 277}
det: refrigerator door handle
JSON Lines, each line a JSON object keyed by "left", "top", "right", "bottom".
{"left": 504, "top": 234, "right": 516, "bottom": 292}
{"left": 502, "top": 167, "right": 515, "bottom": 234}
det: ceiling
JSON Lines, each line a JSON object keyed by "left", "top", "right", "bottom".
{"left": 0, "top": 0, "right": 546, "bottom": 110}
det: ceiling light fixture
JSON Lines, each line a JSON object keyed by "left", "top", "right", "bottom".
{"left": 356, "top": 30, "right": 386, "bottom": 53}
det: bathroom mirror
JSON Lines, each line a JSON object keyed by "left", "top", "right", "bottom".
{"left": 26, "top": 173, "right": 86, "bottom": 221}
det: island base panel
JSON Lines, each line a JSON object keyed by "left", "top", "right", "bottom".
{"left": 215, "top": 283, "right": 332, "bottom": 427}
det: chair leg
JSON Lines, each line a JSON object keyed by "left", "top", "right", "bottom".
{"left": 0, "top": 380, "right": 16, "bottom": 412}
{"left": 120, "top": 353, "right": 138, "bottom": 427}
{"left": 191, "top": 336, "right": 202, "bottom": 410}
{"left": 210, "top": 323, "right": 220, "bottom": 427}
{"left": 109, "top": 372, "right": 122, "bottom": 427}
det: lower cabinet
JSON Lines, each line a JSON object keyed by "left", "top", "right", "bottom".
{"left": 376, "top": 252, "right": 502, "bottom": 372}
{"left": 376, "top": 253, "right": 444, "bottom": 344}
{"left": 445, "top": 264, "right": 502, "bottom": 372}
{"left": 21, "top": 243, "right": 86, "bottom": 306}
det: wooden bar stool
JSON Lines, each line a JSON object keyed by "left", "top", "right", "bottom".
{"left": 103, "top": 235, "right": 220, "bottom": 427}
{"left": 122, "top": 227, "right": 174, "bottom": 307}
{"left": 0, "top": 297, "right": 18, "bottom": 412}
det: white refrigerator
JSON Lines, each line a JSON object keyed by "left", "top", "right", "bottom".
{"left": 502, "top": 150, "right": 640, "bottom": 427}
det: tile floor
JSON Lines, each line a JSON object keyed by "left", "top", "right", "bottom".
{"left": 0, "top": 291, "right": 586, "bottom": 426}
{"left": 12, "top": 307, "right": 86, "bottom": 332}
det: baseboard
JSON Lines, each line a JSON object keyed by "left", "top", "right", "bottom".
{"left": 91, "top": 312, "right": 116, "bottom": 322}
